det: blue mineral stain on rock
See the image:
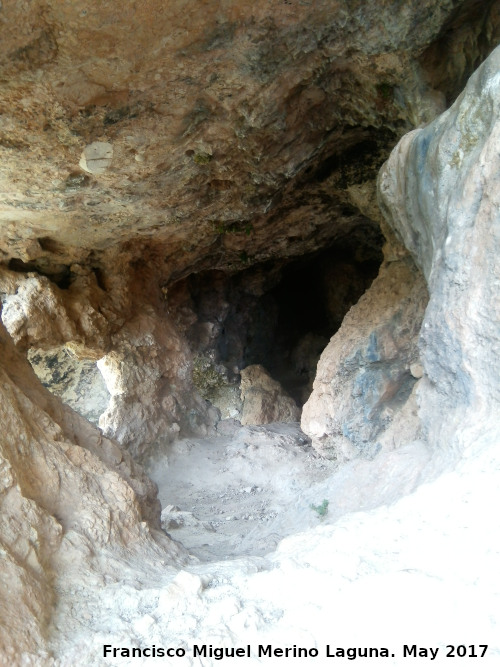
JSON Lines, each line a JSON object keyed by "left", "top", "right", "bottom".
{"left": 353, "top": 366, "right": 382, "bottom": 407}
{"left": 365, "top": 332, "right": 381, "bottom": 362}
{"left": 366, "top": 442, "right": 382, "bottom": 460}
{"left": 342, "top": 422, "right": 353, "bottom": 439}
{"left": 415, "top": 129, "right": 432, "bottom": 175}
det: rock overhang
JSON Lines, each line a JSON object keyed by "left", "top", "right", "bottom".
{"left": 1, "top": 0, "right": 498, "bottom": 284}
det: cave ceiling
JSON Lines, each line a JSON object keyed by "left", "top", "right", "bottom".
{"left": 0, "top": 0, "right": 498, "bottom": 285}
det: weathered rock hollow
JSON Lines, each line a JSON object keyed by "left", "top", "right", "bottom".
{"left": 0, "top": 1, "right": 499, "bottom": 663}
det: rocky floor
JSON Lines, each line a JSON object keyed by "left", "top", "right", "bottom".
{"left": 49, "top": 423, "right": 500, "bottom": 666}
{"left": 146, "top": 422, "right": 335, "bottom": 561}
{"left": 145, "top": 421, "right": 435, "bottom": 564}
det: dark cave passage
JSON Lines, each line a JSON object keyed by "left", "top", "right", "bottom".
{"left": 254, "top": 241, "right": 383, "bottom": 404}
{"left": 174, "top": 223, "right": 384, "bottom": 412}
{"left": 23, "top": 223, "right": 385, "bottom": 432}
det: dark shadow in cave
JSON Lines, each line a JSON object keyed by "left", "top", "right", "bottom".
{"left": 243, "top": 235, "right": 383, "bottom": 405}
{"left": 176, "top": 222, "right": 384, "bottom": 411}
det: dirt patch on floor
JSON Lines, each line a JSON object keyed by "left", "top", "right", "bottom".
{"left": 146, "top": 422, "right": 336, "bottom": 561}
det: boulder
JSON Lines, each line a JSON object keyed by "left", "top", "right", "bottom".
{"left": 240, "top": 364, "right": 300, "bottom": 425}
{"left": 302, "top": 259, "right": 428, "bottom": 460}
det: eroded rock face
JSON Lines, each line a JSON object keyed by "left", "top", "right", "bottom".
{"left": 0, "top": 265, "right": 111, "bottom": 354}
{"left": 302, "top": 259, "right": 428, "bottom": 460}
{"left": 97, "top": 307, "right": 218, "bottom": 458}
{"left": 378, "top": 44, "right": 500, "bottom": 458}
{"left": 240, "top": 364, "right": 301, "bottom": 426}
{"left": 0, "top": 264, "right": 216, "bottom": 456}
{"left": 304, "top": 46, "right": 500, "bottom": 463}
{"left": 0, "top": 319, "right": 187, "bottom": 659}
{"left": 0, "top": 0, "right": 498, "bottom": 283}
{"left": 28, "top": 346, "right": 110, "bottom": 425}
{"left": 1, "top": 0, "right": 498, "bottom": 459}
{"left": 0, "top": 8, "right": 498, "bottom": 666}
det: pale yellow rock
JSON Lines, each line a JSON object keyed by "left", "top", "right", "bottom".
{"left": 0, "top": 319, "right": 178, "bottom": 658}
{"left": 240, "top": 364, "right": 300, "bottom": 426}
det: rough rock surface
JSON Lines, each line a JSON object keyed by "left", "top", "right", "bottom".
{"left": 27, "top": 346, "right": 110, "bottom": 425}
{"left": 97, "top": 307, "right": 219, "bottom": 458}
{"left": 1, "top": 0, "right": 498, "bottom": 457}
{"left": 0, "top": 265, "right": 216, "bottom": 455}
{"left": 0, "top": 4, "right": 499, "bottom": 665}
{"left": 0, "top": 268, "right": 110, "bottom": 354}
{"left": 302, "top": 258, "right": 428, "bottom": 459}
{"left": 240, "top": 364, "right": 301, "bottom": 426}
{"left": 378, "top": 44, "right": 500, "bottom": 460}
{"left": 0, "top": 0, "right": 498, "bottom": 281}
{"left": 303, "top": 45, "right": 500, "bottom": 463}
{"left": 0, "top": 319, "right": 186, "bottom": 661}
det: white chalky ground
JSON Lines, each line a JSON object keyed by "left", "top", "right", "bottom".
{"left": 49, "top": 422, "right": 500, "bottom": 666}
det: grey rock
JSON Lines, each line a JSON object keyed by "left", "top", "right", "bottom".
{"left": 378, "top": 45, "right": 500, "bottom": 458}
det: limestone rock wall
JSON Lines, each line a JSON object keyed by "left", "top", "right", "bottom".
{"left": 378, "top": 44, "right": 500, "bottom": 458}
{"left": 302, "top": 259, "right": 428, "bottom": 459}
{"left": 1, "top": 0, "right": 499, "bottom": 463}
{"left": 303, "top": 46, "right": 500, "bottom": 463}
{"left": 1, "top": 0, "right": 498, "bottom": 282}
{"left": 97, "top": 307, "right": 218, "bottom": 459}
{"left": 27, "top": 346, "right": 110, "bottom": 425}
{"left": 0, "top": 267, "right": 110, "bottom": 354}
{"left": 0, "top": 319, "right": 185, "bottom": 659}
{"left": 0, "top": 265, "right": 215, "bottom": 457}
{"left": 0, "top": 10, "right": 499, "bottom": 664}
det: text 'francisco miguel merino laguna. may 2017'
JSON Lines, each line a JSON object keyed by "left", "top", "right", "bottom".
{"left": 103, "top": 643, "right": 490, "bottom": 660}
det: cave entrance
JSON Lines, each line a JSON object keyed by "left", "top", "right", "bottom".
{"left": 177, "top": 223, "right": 384, "bottom": 417}
{"left": 150, "top": 224, "right": 384, "bottom": 559}
{"left": 246, "top": 239, "right": 383, "bottom": 405}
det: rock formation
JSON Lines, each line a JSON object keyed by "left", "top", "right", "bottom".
{"left": 28, "top": 345, "right": 110, "bottom": 425}
{"left": 303, "top": 43, "right": 500, "bottom": 464}
{"left": 0, "top": 318, "right": 185, "bottom": 660}
{"left": 1, "top": 0, "right": 497, "bottom": 276}
{"left": 1, "top": 0, "right": 498, "bottom": 453}
{"left": 379, "top": 43, "right": 500, "bottom": 460}
{"left": 240, "top": 364, "right": 301, "bottom": 425}
{"left": 302, "top": 259, "right": 428, "bottom": 460}
{"left": 0, "top": 0, "right": 499, "bottom": 662}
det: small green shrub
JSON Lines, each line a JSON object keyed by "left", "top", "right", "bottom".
{"left": 193, "top": 152, "right": 212, "bottom": 165}
{"left": 192, "top": 354, "right": 226, "bottom": 398}
{"left": 310, "top": 499, "right": 329, "bottom": 518}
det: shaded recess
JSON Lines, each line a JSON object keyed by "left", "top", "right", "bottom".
{"left": 8, "top": 257, "right": 72, "bottom": 289}
{"left": 419, "top": 0, "right": 500, "bottom": 105}
{"left": 172, "top": 223, "right": 384, "bottom": 409}
{"left": 27, "top": 347, "right": 110, "bottom": 425}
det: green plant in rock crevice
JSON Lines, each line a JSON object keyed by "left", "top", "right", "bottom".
{"left": 310, "top": 499, "right": 329, "bottom": 518}
{"left": 192, "top": 152, "right": 212, "bottom": 165}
